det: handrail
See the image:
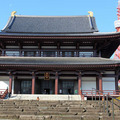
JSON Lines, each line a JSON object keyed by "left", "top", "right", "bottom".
{"left": 91, "top": 89, "right": 120, "bottom": 120}
{"left": 105, "top": 95, "right": 120, "bottom": 120}
{"left": 108, "top": 95, "right": 120, "bottom": 102}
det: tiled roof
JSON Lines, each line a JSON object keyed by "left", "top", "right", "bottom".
{"left": 2, "top": 15, "right": 98, "bottom": 34}
{"left": 0, "top": 57, "right": 119, "bottom": 65}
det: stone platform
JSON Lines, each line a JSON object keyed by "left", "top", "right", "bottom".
{"left": 8, "top": 94, "right": 87, "bottom": 100}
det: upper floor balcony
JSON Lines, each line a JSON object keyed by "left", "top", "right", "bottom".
{"left": 0, "top": 44, "right": 100, "bottom": 57}
{"left": 0, "top": 50, "right": 99, "bottom": 57}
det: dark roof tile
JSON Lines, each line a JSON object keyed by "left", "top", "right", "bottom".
{"left": 0, "top": 57, "right": 119, "bottom": 65}
{"left": 2, "top": 15, "right": 98, "bottom": 34}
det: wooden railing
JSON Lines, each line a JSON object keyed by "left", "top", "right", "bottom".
{"left": 0, "top": 89, "right": 8, "bottom": 99}
{"left": 82, "top": 90, "right": 120, "bottom": 96}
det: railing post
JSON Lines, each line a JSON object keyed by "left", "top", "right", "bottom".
{"left": 99, "top": 90, "right": 101, "bottom": 109}
{"left": 112, "top": 98, "right": 115, "bottom": 120}
{"left": 103, "top": 94, "right": 105, "bottom": 112}
{"left": 92, "top": 89, "right": 93, "bottom": 101}
{"left": 106, "top": 95, "right": 109, "bottom": 116}
{"left": 95, "top": 90, "right": 96, "bottom": 101}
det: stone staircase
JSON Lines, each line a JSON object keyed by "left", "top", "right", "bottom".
{"left": 0, "top": 100, "right": 119, "bottom": 120}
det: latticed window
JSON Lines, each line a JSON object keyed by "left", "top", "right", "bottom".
{"left": 21, "top": 81, "right": 32, "bottom": 94}
{"left": 5, "top": 51, "right": 20, "bottom": 56}
{"left": 79, "top": 52, "right": 93, "bottom": 57}
{"left": 24, "top": 51, "right": 36, "bottom": 57}
{"left": 61, "top": 51, "right": 74, "bottom": 57}
{"left": 43, "top": 51, "right": 56, "bottom": 57}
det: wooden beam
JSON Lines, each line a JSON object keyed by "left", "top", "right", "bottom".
{"left": 81, "top": 71, "right": 99, "bottom": 75}
{"left": 97, "top": 40, "right": 111, "bottom": 51}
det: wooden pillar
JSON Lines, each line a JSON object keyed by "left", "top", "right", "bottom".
{"left": 9, "top": 73, "right": 12, "bottom": 94}
{"left": 99, "top": 73, "right": 102, "bottom": 92}
{"left": 2, "top": 50, "right": 5, "bottom": 56}
{"left": 76, "top": 43, "right": 79, "bottom": 57}
{"left": 38, "top": 43, "right": 41, "bottom": 57}
{"left": 115, "top": 72, "right": 119, "bottom": 91}
{"left": 78, "top": 72, "right": 82, "bottom": 95}
{"left": 32, "top": 72, "right": 35, "bottom": 94}
{"left": 99, "top": 51, "right": 101, "bottom": 57}
{"left": 96, "top": 76, "right": 99, "bottom": 90}
{"left": 57, "top": 42, "right": 60, "bottom": 57}
{"left": 20, "top": 50, "right": 22, "bottom": 56}
{"left": 55, "top": 72, "right": 58, "bottom": 95}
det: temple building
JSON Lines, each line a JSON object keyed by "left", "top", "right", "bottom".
{"left": 0, "top": 11, "right": 120, "bottom": 97}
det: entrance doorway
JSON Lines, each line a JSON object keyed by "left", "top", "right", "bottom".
{"left": 44, "top": 88, "right": 50, "bottom": 94}
{"left": 39, "top": 80, "right": 54, "bottom": 94}
{"left": 62, "top": 81, "right": 74, "bottom": 94}
{"left": 68, "top": 88, "right": 72, "bottom": 94}
{"left": 21, "top": 80, "right": 32, "bottom": 94}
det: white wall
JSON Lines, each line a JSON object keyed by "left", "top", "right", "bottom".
{"left": 82, "top": 77, "right": 96, "bottom": 90}
{"left": 0, "top": 76, "right": 9, "bottom": 90}
{"left": 0, "top": 76, "right": 14, "bottom": 94}
{"left": 102, "top": 77, "right": 115, "bottom": 90}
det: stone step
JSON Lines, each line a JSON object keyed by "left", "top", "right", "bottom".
{"left": 18, "top": 115, "right": 119, "bottom": 120}
{"left": 0, "top": 114, "right": 19, "bottom": 119}
{"left": 0, "top": 105, "right": 99, "bottom": 108}
{"left": 0, "top": 106, "right": 101, "bottom": 109}
{"left": 0, "top": 110, "right": 105, "bottom": 114}
{"left": 0, "top": 114, "right": 108, "bottom": 120}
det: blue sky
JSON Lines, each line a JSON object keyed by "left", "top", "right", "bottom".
{"left": 0, "top": 0, "right": 118, "bottom": 32}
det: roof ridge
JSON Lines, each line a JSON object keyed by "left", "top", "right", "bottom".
{"left": 15, "top": 15, "right": 89, "bottom": 18}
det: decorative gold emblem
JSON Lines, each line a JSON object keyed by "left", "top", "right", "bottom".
{"left": 44, "top": 72, "right": 50, "bottom": 80}
{"left": 11, "top": 11, "right": 17, "bottom": 16}
{"left": 88, "top": 11, "right": 93, "bottom": 17}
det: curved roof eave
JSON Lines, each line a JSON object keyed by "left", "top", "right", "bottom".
{"left": 0, "top": 57, "right": 120, "bottom": 65}
{"left": 0, "top": 31, "right": 120, "bottom": 39}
